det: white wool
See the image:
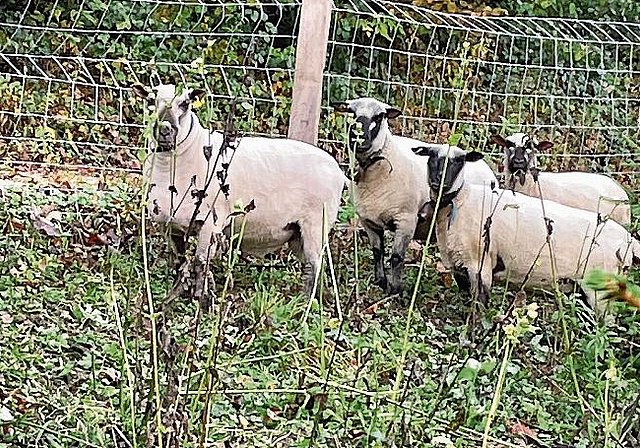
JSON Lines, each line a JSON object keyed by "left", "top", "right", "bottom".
{"left": 510, "top": 171, "right": 630, "bottom": 226}
{"left": 144, "top": 103, "right": 346, "bottom": 286}
{"left": 395, "top": 137, "right": 497, "bottom": 188}
{"left": 503, "top": 133, "right": 630, "bottom": 226}
{"left": 354, "top": 135, "right": 432, "bottom": 237}
{"left": 505, "top": 132, "right": 532, "bottom": 147}
{"left": 438, "top": 181, "right": 639, "bottom": 312}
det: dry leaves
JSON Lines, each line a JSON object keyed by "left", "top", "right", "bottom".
{"left": 31, "top": 205, "right": 63, "bottom": 236}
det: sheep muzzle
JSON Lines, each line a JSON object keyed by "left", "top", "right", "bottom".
{"left": 156, "top": 121, "right": 177, "bottom": 152}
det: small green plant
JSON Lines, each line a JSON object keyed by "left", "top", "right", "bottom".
{"left": 584, "top": 269, "right": 640, "bottom": 310}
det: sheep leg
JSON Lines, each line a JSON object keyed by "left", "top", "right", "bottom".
{"left": 291, "top": 233, "right": 318, "bottom": 294}
{"left": 170, "top": 230, "right": 186, "bottom": 256}
{"left": 388, "top": 223, "right": 415, "bottom": 296}
{"left": 468, "top": 262, "right": 493, "bottom": 307}
{"left": 297, "top": 222, "right": 323, "bottom": 296}
{"left": 363, "top": 222, "right": 387, "bottom": 291}
{"left": 453, "top": 267, "right": 471, "bottom": 292}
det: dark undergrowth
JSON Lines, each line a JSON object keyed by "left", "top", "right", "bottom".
{"left": 1, "top": 183, "right": 639, "bottom": 447}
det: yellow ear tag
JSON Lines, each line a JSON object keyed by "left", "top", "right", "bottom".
{"left": 192, "top": 99, "right": 204, "bottom": 109}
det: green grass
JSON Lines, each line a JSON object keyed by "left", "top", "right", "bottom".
{"left": 1, "top": 184, "right": 639, "bottom": 447}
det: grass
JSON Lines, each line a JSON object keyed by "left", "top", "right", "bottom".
{"left": 1, "top": 180, "right": 640, "bottom": 447}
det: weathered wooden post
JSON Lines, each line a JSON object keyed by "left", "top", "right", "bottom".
{"left": 287, "top": 0, "right": 332, "bottom": 146}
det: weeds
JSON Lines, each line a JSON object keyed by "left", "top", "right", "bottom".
{"left": 1, "top": 176, "right": 639, "bottom": 447}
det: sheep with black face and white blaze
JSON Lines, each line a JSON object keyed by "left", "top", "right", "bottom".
{"left": 413, "top": 144, "right": 640, "bottom": 313}
{"left": 133, "top": 84, "right": 347, "bottom": 306}
{"left": 332, "top": 98, "right": 498, "bottom": 296}
{"left": 492, "top": 133, "right": 631, "bottom": 226}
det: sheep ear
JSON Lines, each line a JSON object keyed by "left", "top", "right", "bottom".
{"left": 331, "top": 102, "right": 353, "bottom": 113}
{"left": 189, "top": 88, "right": 206, "bottom": 102}
{"left": 490, "top": 135, "right": 508, "bottom": 147}
{"left": 412, "top": 146, "right": 436, "bottom": 157}
{"left": 385, "top": 108, "right": 401, "bottom": 119}
{"left": 465, "top": 151, "right": 484, "bottom": 162}
{"left": 536, "top": 141, "right": 553, "bottom": 151}
{"left": 131, "top": 84, "right": 151, "bottom": 99}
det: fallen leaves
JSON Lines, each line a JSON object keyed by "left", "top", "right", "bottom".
{"left": 0, "top": 312, "right": 13, "bottom": 324}
{"left": 31, "top": 205, "right": 63, "bottom": 237}
{"left": 507, "top": 419, "right": 538, "bottom": 441}
{"left": 0, "top": 405, "right": 13, "bottom": 422}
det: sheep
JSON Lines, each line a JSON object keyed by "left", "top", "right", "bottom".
{"left": 132, "top": 83, "right": 346, "bottom": 301}
{"left": 412, "top": 144, "right": 640, "bottom": 311}
{"left": 492, "top": 133, "right": 631, "bottom": 226}
{"left": 332, "top": 98, "right": 497, "bottom": 295}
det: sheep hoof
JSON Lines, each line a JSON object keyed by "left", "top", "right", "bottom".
{"left": 477, "top": 288, "right": 490, "bottom": 308}
{"left": 373, "top": 276, "right": 388, "bottom": 291}
{"left": 387, "top": 283, "right": 403, "bottom": 296}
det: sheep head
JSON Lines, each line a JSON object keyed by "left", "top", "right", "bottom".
{"left": 332, "top": 98, "right": 401, "bottom": 164}
{"left": 413, "top": 145, "right": 483, "bottom": 196}
{"left": 132, "top": 83, "right": 205, "bottom": 152}
{"left": 491, "top": 133, "right": 552, "bottom": 184}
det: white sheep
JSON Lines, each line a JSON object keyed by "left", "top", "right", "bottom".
{"left": 133, "top": 84, "right": 346, "bottom": 299}
{"left": 332, "top": 98, "right": 497, "bottom": 294}
{"left": 413, "top": 144, "right": 640, "bottom": 311}
{"left": 492, "top": 133, "right": 631, "bottom": 226}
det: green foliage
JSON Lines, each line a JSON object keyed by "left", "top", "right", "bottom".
{"left": 1, "top": 179, "right": 640, "bottom": 446}
{"left": 2, "top": 1, "right": 640, "bottom": 446}
{"left": 492, "top": 0, "right": 640, "bottom": 21}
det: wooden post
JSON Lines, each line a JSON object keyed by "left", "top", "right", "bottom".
{"left": 287, "top": 0, "right": 332, "bottom": 146}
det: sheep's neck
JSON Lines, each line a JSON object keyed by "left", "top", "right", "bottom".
{"left": 450, "top": 182, "right": 470, "bottom": 208}
{"left": 145, "top": 114, "right": 212, "bottom": 191}
{"left": 380, "top": 132, "right": 393, "bottom": 157}
{"left": 356, "top": 131, "right": 395, "bottom": 183}
{"left": 508, "top": 170, "right": 538, "bottom": 196}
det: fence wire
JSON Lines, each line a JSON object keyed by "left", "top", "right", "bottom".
{"left": 1, "top": 0, "right": 639, "bottom": 193}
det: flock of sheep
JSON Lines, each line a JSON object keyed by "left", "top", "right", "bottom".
{"left": 133, "top": 83, "right": 638, "bottom": 313}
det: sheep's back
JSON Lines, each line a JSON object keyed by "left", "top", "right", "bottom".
{"left": 487, "top": 188, "right": 633, "bottom": 285}
{"left": 464, "top": 160, "right": 498, "bottom": 187}
{"left": 522, "top": 171, "right": 630, "bottom": 225}
{"left": 222, "top": 137, "right": 344, "bottom": 253}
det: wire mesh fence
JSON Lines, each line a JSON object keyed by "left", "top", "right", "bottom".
{"left": 322, "top": 1, "right": 640, "bottom": 192}
{"left": 0, "top": 0, "right": 301, "bottom": 183}
{"left": 2, "top": 0, "right": 640, "bottom": 193}
{"left": 3, "top": 2, "right": 640, "bottom": 446}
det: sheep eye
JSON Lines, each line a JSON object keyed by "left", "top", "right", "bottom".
{"left": 179, "top": 101, "right": 189, "bottom": 110}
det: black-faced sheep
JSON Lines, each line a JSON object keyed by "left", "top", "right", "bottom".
{"left": 492, "top": 133, "right": 631, "bottom": 226}
{"left": 133, "top": 83, "right": 346, "bottom": 299}
{"left": 414, "top": 144, "right": 639, "bottom": 312}
{"left": 332, "top": 98, "right": 497, "bottom": 295}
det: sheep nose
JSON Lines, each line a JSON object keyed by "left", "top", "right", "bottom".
{"left": 159, "top": 125, "right": 171, "bottom": 137}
